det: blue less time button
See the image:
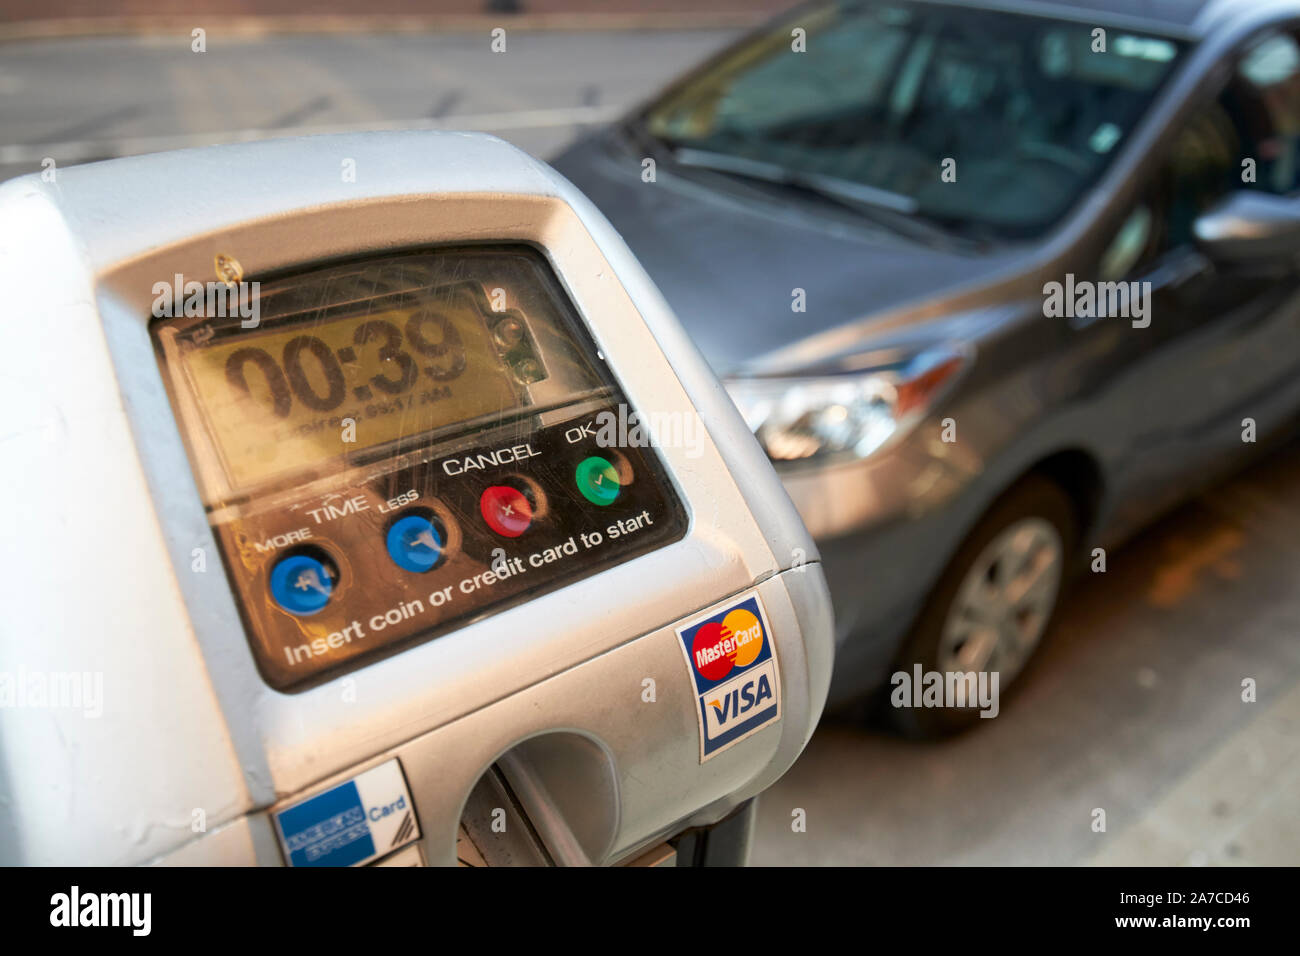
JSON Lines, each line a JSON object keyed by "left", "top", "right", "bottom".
{"left": 387, "top": 514, "right": 443, "bottom": 573}
{"left": 271, "top": 553, "right": 334, "bottom": 616}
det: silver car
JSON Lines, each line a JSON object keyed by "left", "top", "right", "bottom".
{"left": 555, "top": 0, "right": 1300, "bottom": 732}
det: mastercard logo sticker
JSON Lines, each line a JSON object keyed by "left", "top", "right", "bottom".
{"left": 676, "top": 591, "right": 781, "bottom": 762}
{"left": 690, "top": 609, "right": 765, "bottom": 682}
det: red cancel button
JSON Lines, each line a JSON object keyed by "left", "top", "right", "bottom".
{"left": 479, "top": 485, "right": 533, "bottom": 538}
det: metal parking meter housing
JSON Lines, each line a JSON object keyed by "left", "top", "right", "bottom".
{"left": 0, "top": 132, "right": 833, "bottom": 866}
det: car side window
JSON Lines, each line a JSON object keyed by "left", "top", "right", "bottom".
{"left": 1155, "top": 101, "right": 1241, "bottom": 250}
{"left": 1095, "top": 106, "right": 1236, "bottom": 281}
{"left": 1098, "top": 26, "right": 1300, "bottom": 280}
{"left": 1228, "top": 30, "right": 1300, "bottom": 195}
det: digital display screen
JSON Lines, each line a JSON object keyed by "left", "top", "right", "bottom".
{"left": 174, "top": 285, "right": 520, "bottom": 490}
{"left": 153, "top": 249, "right": 609, "bottom": 498}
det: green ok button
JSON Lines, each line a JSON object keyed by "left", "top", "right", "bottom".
{"left": 575, "top": 455, "right": 621, "bottom": 506}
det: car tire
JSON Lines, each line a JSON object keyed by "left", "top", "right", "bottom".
{"left": 885, "top": 474, "right": 1078, "bottom": 738}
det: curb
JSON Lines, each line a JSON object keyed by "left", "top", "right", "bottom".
{"left": 0, "top": 12, "right": 765, "bottom": 43}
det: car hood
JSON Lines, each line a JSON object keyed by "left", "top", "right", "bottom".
{"left": 552, "top": 132, "right": 1022, "bottom": 375}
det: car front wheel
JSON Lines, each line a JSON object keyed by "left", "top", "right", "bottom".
{"left": 887, "top": 475, "right": 1077, "bottom": 737}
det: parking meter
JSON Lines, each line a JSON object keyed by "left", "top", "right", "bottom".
{"left": 0, "top": 132, "right": 832, "bottom": 866}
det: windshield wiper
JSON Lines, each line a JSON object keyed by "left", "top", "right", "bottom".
{"left": 674, "top": 147, "right": 915, "bottom": 210}
{"left": 669, "top": 145, "right": 977, "bottom": 250}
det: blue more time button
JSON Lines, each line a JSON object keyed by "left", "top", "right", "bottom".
{"left": 275, "top": 780, "right": 375, "bottom": 868}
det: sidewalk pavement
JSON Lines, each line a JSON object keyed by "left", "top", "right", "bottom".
{"left": 1, "top": 1, "right": 790, "bottom": 43}
{"left": 1084, "top": 678, "right": 1300, "bottom": 866}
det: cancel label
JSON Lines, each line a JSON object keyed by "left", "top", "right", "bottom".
{"left": 441, "top": 443, "right": 540, "bottom": 476}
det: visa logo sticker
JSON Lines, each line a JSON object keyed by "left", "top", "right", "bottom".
{"left": 676, "top": 591, "right": 781, "bottom": 762}
{"left": 274, "top": 758, "right": 420, "bottom": 867}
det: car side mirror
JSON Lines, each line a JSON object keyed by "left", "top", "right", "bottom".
{"left": 1193, "top": 191, "right": 1300, "bottom": 267}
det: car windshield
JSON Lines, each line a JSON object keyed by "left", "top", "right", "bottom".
{"left": 640, "top": 0, "right": 1186, "bottom": 239}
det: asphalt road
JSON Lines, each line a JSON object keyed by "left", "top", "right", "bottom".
{"left": 0, "top": 28, "right": 740, "bottom": 181}
{"left": 3, "top": 28, "right": 1297, "bottom": 867}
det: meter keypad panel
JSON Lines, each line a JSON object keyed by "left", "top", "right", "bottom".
{"left": 220, "top": 410, "right": 682, "bottom": 688}
{"left": 152, "top": 247, "right": 688, "bottom": 690}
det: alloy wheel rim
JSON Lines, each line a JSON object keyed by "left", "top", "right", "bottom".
{"left": 937, "top": 516, "right": 1064, "bottom": 688}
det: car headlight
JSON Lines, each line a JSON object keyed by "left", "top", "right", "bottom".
{"left": 724, "top": 348, "right": 968, "bottom": 466}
